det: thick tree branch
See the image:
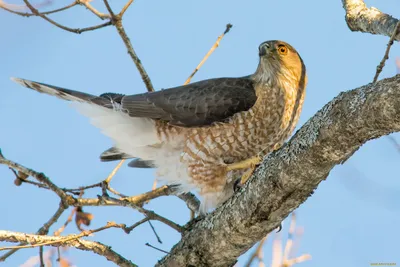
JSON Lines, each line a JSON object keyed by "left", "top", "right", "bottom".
{"left": 342, "top": 0, "right": 400, "bottom": 40}
{"left": 0, "top": 230, "right": 137, "bottom": 267}
{"left": 157, "top": 75, "right": 400, "bottom": 266}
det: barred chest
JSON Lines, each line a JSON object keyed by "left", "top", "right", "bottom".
{"left": 218, "top": 83, "right": 304, "bottom": 161}
{"left": 181, "top": 83, "right": 305, "bottom": 164}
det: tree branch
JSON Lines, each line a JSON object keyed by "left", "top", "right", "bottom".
{"left": 373, "top": 21, "right": 400, "bottom": 83}
{"left": 0, "top": 230, "right": 137, "bottom": 267}
{"left": 22, "top": 0, "right": 111, "bottom": 34}
{"left": 0, "top": 151, "right": 71, "bottom": 207}
{"left": 342, "top": 0, "right": 400, "bottom": 40}
{"left": 157, "top": 75, "right": 400, "bottom": 266}
{"left": 184, "top": 24, "right": 232, "bottom": 85}
{"left": 0, "top": 1, "right": 77, "bottom": 17}
{"left": 0, "top": 202, "right": 66, "bottom": 261}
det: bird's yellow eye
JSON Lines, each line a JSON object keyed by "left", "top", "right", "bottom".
{"left": 277, "top": 44, "right": 288, "bottom": 55}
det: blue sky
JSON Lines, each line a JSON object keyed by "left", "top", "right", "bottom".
{"left": 1, "top": 0, "right": 399, "bottom": 266}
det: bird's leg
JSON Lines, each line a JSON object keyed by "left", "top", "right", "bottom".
{"left": 227, "top": 155, "right": 262, "bottom": 185}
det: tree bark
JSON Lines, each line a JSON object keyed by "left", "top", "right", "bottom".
{"left": 157, "top": 75, "right": 400, "bottom": 267}
{"left": 342, "top": 0, "right": 400, "bottom": 40}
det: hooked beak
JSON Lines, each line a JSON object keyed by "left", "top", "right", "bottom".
{"left": 259, "top": 43, "right": 270, "bottom": 57}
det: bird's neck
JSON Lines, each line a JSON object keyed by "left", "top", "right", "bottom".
{"left": 251, "top": 62, "right": 275, "bottom": 87}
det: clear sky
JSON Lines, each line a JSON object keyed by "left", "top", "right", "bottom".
{"left": 1, "top": 0, "right": 399, "bottom": 266}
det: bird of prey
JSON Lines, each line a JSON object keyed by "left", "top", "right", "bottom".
{"left": 12, "top": 40, "right": 307, "bottom": 213}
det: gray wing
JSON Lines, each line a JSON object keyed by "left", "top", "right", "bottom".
{"left": 12, "top": 77, "right": 257, "bottom": 127}
{"left": 120, "top": 77, "right": 257, "bottom": 126}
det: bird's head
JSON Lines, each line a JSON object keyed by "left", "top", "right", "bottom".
{"left": 253, "top": 40, "right": 306, "bottom": 89}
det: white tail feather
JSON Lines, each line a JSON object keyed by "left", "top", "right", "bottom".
{"left": 70, "top": 102, "right": 159, "bottom": 159}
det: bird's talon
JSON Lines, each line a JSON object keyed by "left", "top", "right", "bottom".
{"left": 234, "top": 179, "right": 244, "bottom": 192}
{"left": 226, "top": 155, "right": 263, "bottom": 172}
{"left": 239, "top": 169, "right": 253, "bottom": 185}
{"left": 276, "top": 223, "right": 282, "bottom": 232}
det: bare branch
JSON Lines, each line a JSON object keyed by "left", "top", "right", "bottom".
{"left": 1, "top": 222, "right": 125, "bottom": 251}
{"left": 342, "top": 0, "right": 400, "bottom": 40}
{"left": 184, "top": 24, "right": 232, "bottom": 85}
{"left": 373, "top": 21, "right": 400, "bottom": 83}
{"left": 38, "top": 203, "right": 67, "bottom": 235}
{"left": 102, "top": 0, "right": 114, "bottom": 17}
{"left": 0, "top": 202, "right": 66, "bottom": 261}
{"left": 147, "top": 221, "right": 162, "bottom": 244}
{"left": 156, "top": 75, "right": 400, "bottom": 266}
{"left": 104, "top": 159, "right": 125, "bottom": 183}
{"left": 113, "top": 21, "right": 155, "bottom": 92}
{"left": 0, "top": 151, "right": 71, "bottom": 206}
{"left": 0, "top": 229, "right": 137, "bottom": 267}
{"left": 0, "top": 1, "right": 77, "bottom": 17}
{"left": 77, "top": 0, "right": 110, "bottom": 19}
{"left": 20, "top": 0, "right": 112, "bottom": 34}
{"left": 124, "top": 218, "right": 149, "bottom": 234}
{"left": 245, "top": 236, "right": 267, "bottom": 267}
{"left": 2, "top": 158, "right": 199, "bottom": 213}
{"left": 119, "top": 0, "right": 133, "bottom": 17}
{"left": 63, "top": 182, "right": 102, "bottom": 194}
{"left": 101, "top": 0, "right": 155, "bottom": 92}
{"left": 39, "top": 246, "right": 44, "bottom": 267}
{"left": 100, "top": 196, "right": 184, "bottom": 233}
{"left": 145, "top": 243, "right": 169, "bottom": 254}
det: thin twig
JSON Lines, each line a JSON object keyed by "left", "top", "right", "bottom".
{"left": 0, "top": 1, "right": 77, "bottom": 17}
{"left": 107, "top": 184, "right": 128, "bottom": 197}
{"left": 373, "top": 21, "right": 400, "bottom": 83}
{"left": 102, "top": 0, "right": 114, "bottom": 17}
{"left": 0, "top": 203, "right": 66, "bottom": 261}
{"left": 124, "top": 218, "right": 149, "bottom": 233}
{"left": 19, "top": 0, "right": 112, "bottom": 34}
{"left": 39, "top": 246, "right": 44, "bottom": 267}
{"left": 15, "top": 178, "right": 49, "bottom": 189}
{"left": 145, "top": 243, "right": 169, "bottom": 254}
{"left": 102, "top": 0, "right": 154, "bottom": 92}
{"left": 0, "top": 152, "right": 71, "bottom": 206}
{"left": 184, "top": 23, "right": 232, "bottom": 85}
{"left": 38, "top": 203, "right": 67, "bottom": 235}
{"left": 105, "top": 159, "right": 125, "bottom": 183}
{"left": 148, "top": 221, "right": 162, "bottom": 244}
{"left": 78, "top": 0, "right": 110, "bottom": 19}
{"left": 40, "top": 2, "right": 77, "bottom": 14}
{"left": 54, "top": 208, "right": 76, "bottom": 236}
{"left": 285, "top": 254, "right": 312, "bottom": 266}
{"left": 283, "top": 213, "right": 296, "bottom": 261}
{"left": 119, "top": 0, "right": 133, "bottom": 17}
{"left": 114, "top": 21, "right": 155, "bottom": 92}
{"left": 245, "top": 236, "right": 268, "bottom": 267}
{"left": 100, "top": 196, "right": 184, "bottom": 233}
{"left": 62, "top": 182, "right": 103, "bottom": 194}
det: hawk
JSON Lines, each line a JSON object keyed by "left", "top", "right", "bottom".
{"left": 12, "top": 40, "right": 307, "bottom": 212}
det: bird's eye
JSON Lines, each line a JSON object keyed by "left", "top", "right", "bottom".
{"left": 277, "top": 44, "right": 288, "bottom": 55}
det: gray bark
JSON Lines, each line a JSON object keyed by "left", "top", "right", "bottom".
{"left": 342, "top": 0, "right": 400, "bottom": 40}
{"left": 157, "top": 75, "right": 400, "bottom": 266}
